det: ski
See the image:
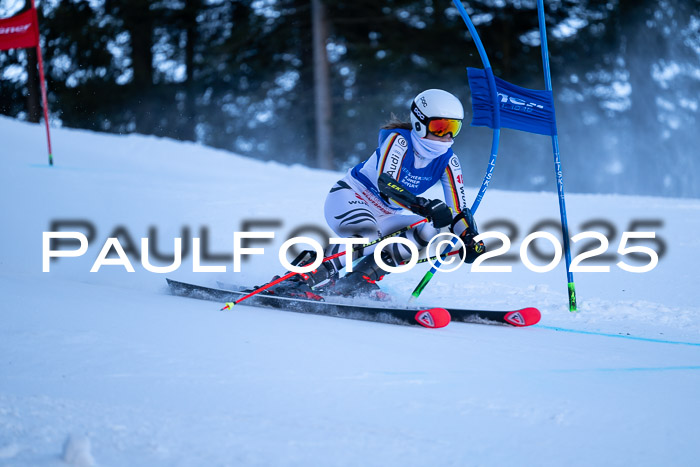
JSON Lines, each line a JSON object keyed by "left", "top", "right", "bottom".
{"left": 216, "top": 280, "right": 540, "bottom": 327}
{"left": 166, "top": 279, "right": 540, "bottom": 327}
{"left": 166, "top": 278, "right": 450, "bottom": 328}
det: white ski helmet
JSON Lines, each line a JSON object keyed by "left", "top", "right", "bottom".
{"left": 410, "top": 89, "right": 465, "bottom": 138}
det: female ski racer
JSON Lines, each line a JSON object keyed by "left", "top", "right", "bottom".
{"left": 274, "top": 89, "right": 485, "bottom": 299}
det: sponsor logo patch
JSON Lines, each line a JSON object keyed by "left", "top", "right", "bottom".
{"left": 417, "top": 311, "right": 435, "bottom": 327}
{"left": 505, "top": 311, "right": 525, "bottom": 326}
{"left": 0, "top": 24, "right": 31, "bottom": 35}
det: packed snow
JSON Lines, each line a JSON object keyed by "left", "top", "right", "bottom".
{"left": 1, "top": 115, "right": 699, "bottom": 466}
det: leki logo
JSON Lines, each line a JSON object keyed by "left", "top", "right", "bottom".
{"left": 0, "top": 24, "right": 31, "bottom": 35}
{"left": 456, "top": 174, "right": 463, "bottom": 184}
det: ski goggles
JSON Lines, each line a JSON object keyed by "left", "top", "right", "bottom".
{"left": 426, "top": 118, "right": 463, "bottom": 138}
{"left": 411, "top": 101, "right": 463, "bottom": 138}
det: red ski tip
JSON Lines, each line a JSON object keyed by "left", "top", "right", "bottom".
{"left": 415, "top": 308, "right": 451, "bottom": 328}
{"left": 504, "top": 307, "right": 541, "bottom": 327}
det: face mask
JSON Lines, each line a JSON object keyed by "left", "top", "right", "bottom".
{"left": 411, "top": 130, "right": 453, "bottom": 160}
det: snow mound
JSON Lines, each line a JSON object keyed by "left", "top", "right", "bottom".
{"left": 62, "top": 435, "right": 96, "bottom": 467}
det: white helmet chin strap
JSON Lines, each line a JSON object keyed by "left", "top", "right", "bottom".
{"left": 411, "top": 130, "right": 453, "bottom": 160}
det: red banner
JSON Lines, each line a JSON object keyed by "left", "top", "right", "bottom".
{"left": 0, "top": 8, "right": 39, "bottom": 51}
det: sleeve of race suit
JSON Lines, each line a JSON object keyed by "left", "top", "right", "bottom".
{"left": 375, "top": 132, "right": 410, "bottom": 210}
{"left": 440, "top": 154, "right": 472, "bottom": 236}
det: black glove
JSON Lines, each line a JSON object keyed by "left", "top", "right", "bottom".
{"left": 450, "top": 209, "right": 486, "bottom": 263}
{"left": 376, "top": 174, "right": 451, "bottom": 229}
{"left": 413, "top": 197, "right": 453, "bottom": 229}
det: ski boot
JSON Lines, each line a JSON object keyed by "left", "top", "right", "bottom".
{"left": 266, "top": 251, "right": 338, "bottom": 301}
{"left": 323, "top": 255, "right": 391, "bottom": 301}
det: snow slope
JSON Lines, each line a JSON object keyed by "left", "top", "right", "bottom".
{"left": 1, "top": 116, "right": 699, "bottom": 466}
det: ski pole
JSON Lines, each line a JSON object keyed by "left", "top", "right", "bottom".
{"left": 408, "top": 238, "right": 461, "bottom": 302}
{"left": 412, "top": 249, "right": 460, "bottom": 265}
{"left": 221, "top": 218, "right": 428, "bottom": 310}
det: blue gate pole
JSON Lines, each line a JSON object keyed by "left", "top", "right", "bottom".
{"left": 451, "top": 0, "right": 501, "bottom": 214}
{"left": 409, "top": 0, "right": 501, "bottom": 301}
{"left": 537, "top": 0, "right": 577, "bottom": 312}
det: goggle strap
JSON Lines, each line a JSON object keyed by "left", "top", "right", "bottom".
{"left": 411, "top": 101, "right": 428, "bottom": 124}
